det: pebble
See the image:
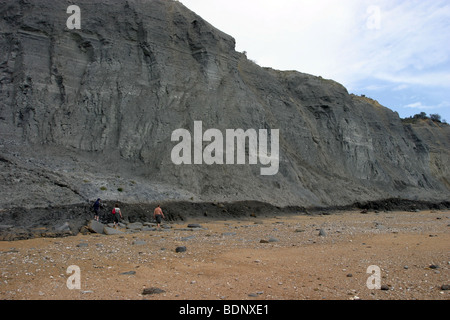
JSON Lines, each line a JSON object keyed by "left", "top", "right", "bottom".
{"left": 221, "top": 232, "right": 237, "bottom": 236}
{"left": 187, "top": 224, "right": 202, "bottom": 228}
{"left": 142, "top": 287, "right": 165, "bottom": 295}
{"left": 175, "top": 246, "right": 187, "bottom": 253}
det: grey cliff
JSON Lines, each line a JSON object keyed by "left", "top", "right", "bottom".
{"left": 0, "top": 0, "right": 449, "bottom": 214}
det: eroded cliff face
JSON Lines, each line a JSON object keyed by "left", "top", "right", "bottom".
{"left": 0, "top": 0, "right": 449, "bottom": 210}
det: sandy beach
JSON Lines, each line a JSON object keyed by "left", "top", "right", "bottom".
{"left": 0, "top": 209, "right": 448, "bottom": 300}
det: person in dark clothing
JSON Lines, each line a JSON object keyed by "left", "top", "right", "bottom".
{"left": 93, "top": 198, "right": 101, "bottom": 221}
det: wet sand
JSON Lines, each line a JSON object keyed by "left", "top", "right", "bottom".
{"left": 0, "top": 210, "right": 449, "bottom": 300}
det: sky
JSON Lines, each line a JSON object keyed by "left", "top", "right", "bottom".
{"left": 180, "top": 0, "right": 450, "bottom": 122}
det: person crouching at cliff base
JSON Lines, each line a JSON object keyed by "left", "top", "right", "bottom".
{"left": 154, "top": 205, "right": 165, "bottom": 229}
{"left": 112, "top": 203, "right": 123, "bottom": 228}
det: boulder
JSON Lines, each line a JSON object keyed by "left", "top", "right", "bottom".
{"left": 87, "top": 220, "right": 105, "bottom": 234}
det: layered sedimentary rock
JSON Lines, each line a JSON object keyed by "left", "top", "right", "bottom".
{"left": 0, "top": 0, "right": 448, "bottom": 211}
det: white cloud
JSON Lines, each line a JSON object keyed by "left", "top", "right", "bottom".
{"left": 181, "top": 0, "right": 450, "bottom": 89}
{"left": 404, "top": 101, "right": 449, "bottom": 110}
{"left": 404, "top": 102, "right": 434, "bottom": 110}
{"left": 375, "top": 71, "right": 450, "bottom": 88}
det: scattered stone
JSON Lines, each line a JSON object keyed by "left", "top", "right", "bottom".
{"left": 187, "top": 223, "right": 202, "bottom": 228}
{"left": 142, "top": 287, "right": 165, "bottom": 295}
{"left": 380, "top": 285, "right": 390, "bottom": 291}
{"left": 221, "top": 232, "right": 237, "bottom": 236}
{"left": 268, "top": 237, "right": 279, "bottom": 242}
{"left": 429, "top": 264, "right": 439, "bottom": 269}
{"left": 374, "top": 222, "right": 385, "bottom": 230}
{"left": 81, "top": 290, "right": 93, "bottom": 294}
{"left": 175, "top": 246, "right": 187, "bottom": 253}
{"left": 440, "top": 285, "right": 450, "bottom": 291}
{"left": 103, "top": 226, "right": 124, "bottom": 235}
{"left": 260, "top": 239, "right": 269, "bottom": 243}
{"left": 127, "top": 222, "right": 143, "bottom": 230}
{"left": 79, "top": 226, "right": 90, "bottom": 235}
{"left": 76, "top": 242, "right": 88, "bottom": 247}
{"left": 174, "top": 228, "right": 195, "bottom": 231}
{"left": 318, "top": 229, "right": 327, "bottom": 237}
{"left": 346, "top": 273, "right": 353, "bottom": 277}
{"left": 132, "top": 240, "right": 146, "bottom": 245}
{"left": 120, "top": 271, "right": 136, "bottom": 275}
{"left": 181, "top": 235, "right": 195, "bottom": 241}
